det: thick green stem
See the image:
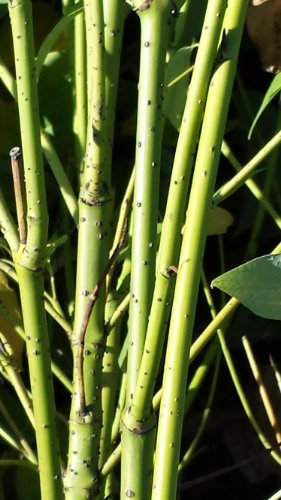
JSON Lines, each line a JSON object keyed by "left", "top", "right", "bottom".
{"left": 0, "top": 56, "right": 78, "bottom": 226}
{"left": 130, "top": 0, "right": 228, "bottom": 423}
{"left": 8, "top": 0, "right": 48, "bottom": 265}
{"left": 65, "top": 1, "right": 109, "bottom": 496}
{"left": 121, "top": 2, "right": 172, "bottom": 499}
{"left": 15, "top": 267, "right": 63, "bottom": 498}
{"left": 125, "top": 3, "right": 170, "bottom": 402}
{"left": 152, "top": 2, "right": 248, "bottom": 499}
{"left": 8, "top": 0, "right": 63, "bottom": 498}
{"left": 65, "top": 1, "right": 126, "bottom": 497}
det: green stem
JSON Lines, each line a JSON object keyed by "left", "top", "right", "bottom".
{"left": 0, "top": 56, "right": 78, "bottom": 225}
{"left": 217, "top": 329, "right": 281, "bottom": 465}
{"left": 0, "top": 350, "right": 35, "bottom": 428}
{"left": 65, "top": 1, "right": 126, "bottom": 497}
{"left": 213, "top": 130, "right": 281, "bottom": 205}
{"left": 0, "top": 398, "right": 36, "bottom": 464}
{"left": 73, "top": 4, "right": 87, "bottom": 175}
{"left": 0, "top": 187, "right": 19, "bottom": 253}
{"left": 40, "top": 132, "right": 78, "bottom": 224}
{"left": 111, "top": 371, "right": 127, "bottom": 444}
{"left": 65, "top": 0, "right": 109, "bottom": 490}
{"left": 121, "top": 2, "right": 172, "bottom": 499}
{"left": 15, "top": 267, "right": 63, "bottom": 496}
{"left": 98, "top": 293, "right": 122, "bottom": 499}
{"left": 245, "top": 103, "right": 281, "bottom": 259}
{"left": 152, "top": 3, "right": 248, "bottom": 498}
{"left": 125, "top": 2, "right": 170, "bottom": 403}
{"left": 0, "top": 424, "right": 30, "bottom": 457}
{"left": 189, "top": 231, "right": 281, "bottom": 360}
{"left": 8, "top": 1, "right": 48, "bottom": 261}
{"left": 107, "top": 168, "right": 134, "bottom": 293}
{"left": 131, "top": 0, "right": 228, "bottom": 423}
{"left": 179, "top": 353, "right": 221, "bottom": 471}
{"left": 220, "top": 140, "right": 281, "bottom": 232}
{"left": 0, "top": 260, "right": 73, "bottom": 339}
{"left": 8, "top": 0, "right": 63, "bottom": 498}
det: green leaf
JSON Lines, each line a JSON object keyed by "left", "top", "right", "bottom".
{"left": 248, "top": 72, "right": 281, "bottom": 138}
{"left": 164, "top": 46, "right": 195, "bottom": 130}
{"left": 36, "top": 2, "right": 83, "bottom": 79}
{"left": 212, "top": 254, "right": 281, "bottom": 320}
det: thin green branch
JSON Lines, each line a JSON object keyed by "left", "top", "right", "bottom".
{"left": 220, "top": 140, "right": 281, "bottom": 231}
{"left": 152, "top": 3, "right": 248, "bottom": 498}
{"left": 73, "top": 6, "right": 87, "bottom": 174}
{"left": 0, "top": 188, "right": 19, "bottom": 254}
{"left": 0, "top": 347, "right": 35, "bottom": 428}
{"left": 214, "top": 130, "right": 281, "bottom": 205}
{"left": 178, "top": 354, "right": 221, "bottom": 471}
{"left": 218, "top": 330, "right": 281, "bottom": 465}
{"left": 0, "top": 398, "right": 37, "bottom": 464}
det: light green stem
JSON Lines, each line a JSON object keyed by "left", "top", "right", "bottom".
{"left": 221, "top": 140, "right": 281, "bottom": 231}
{"left": 218, "top": 330, "right": 281, "bottom": 465}
{"left": 179, "top": 354, "right": 221, "bottom": 471}
{"left": 73, "top": 5, "right": 87, "bottom": 174}
{"left": 0, "top": 188, "right": 19, "bottom": 253}
{"left": 131, "top": 0, "right": 228, "bottom": 423}
{"left": 8, "top": 0, "right": 63, "bottom": 497}
{"left": 245, "top": 103, "right": 281, "bottom": 259}
{"left": 125, "top": 2, "right": 170, "bottom": 402}
{"left": 65, "top": 1, "right": 126, "bottom": 497}
{"left": 0, "top": 351, "right": 35, "bottom": 428}
{"left": 15, "top": 266, "right": 63, "bottom": 497}
{"left": 0, "top": 398, "right": 37, "bottom": 464}
{"left": 121, "top": 2, "right": 172, "bottom": 498}
{"left": 213, "top": 130, "right": 281, "bottom": 205}
{"left": 65, "top": 1, "right": 109, "bottom": 496}
{"left": 0, "top": 56, "right": 78, "bottom": 225}
{"left": 152, "top": 3, "right": 248, "bottom": 498}
{"left": 98, "top": 293, "right": 122, "bottom": 499}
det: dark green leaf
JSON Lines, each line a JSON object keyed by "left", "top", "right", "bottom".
{"left": 164, "top": 46, "right": 194, "bottom": 130}
{"left": 36, "top": 2, "right": 83, "bottom": 79}
{"left": 212, "top": 254, "right": 281, "bottom": 320}
{"left": 248, "top": 72, "right": 281, "bottom": 138}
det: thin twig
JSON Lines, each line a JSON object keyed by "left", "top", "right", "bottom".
{"left": 9, "top": 147, "right": 27, "bottom": 244}
{"left": 180, "top": 443, "right": 281, "bottom": 490}
{"left": 76, "top": 220, "right": 127, "bottom": 415}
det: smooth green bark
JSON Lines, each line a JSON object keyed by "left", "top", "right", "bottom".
{"left": 152, "top": 2, "right": 249, "bottom": 498}
{"left": 65, "top": 1, "right": 126, "bottom": 497}
{"left": 8, "top": 0, "right": 63, "bottom": 498}
{"left": 121, "top": 2, "right": 172, "bottom": 498}
{"left": 130, "top": 0, "right": 228, "bottom": 422}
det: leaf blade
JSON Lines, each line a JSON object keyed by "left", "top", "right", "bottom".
{"left": 212, "top": 254, "right": 281, "bottom": 320}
